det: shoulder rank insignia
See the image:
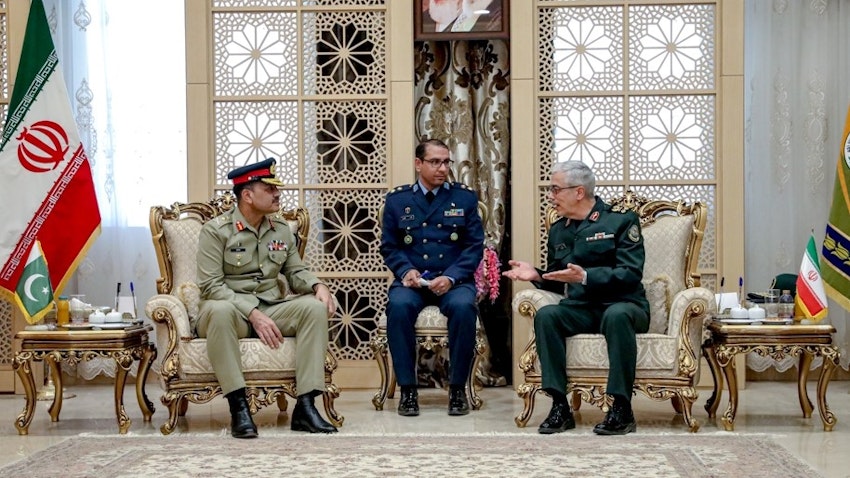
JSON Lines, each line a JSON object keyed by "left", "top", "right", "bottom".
{"left": 628, "top": 224, "right": 641, "bottom": 243}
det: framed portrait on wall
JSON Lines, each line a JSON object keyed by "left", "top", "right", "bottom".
{"left": 414, "top": 0, "right": 510, "bottom": 41}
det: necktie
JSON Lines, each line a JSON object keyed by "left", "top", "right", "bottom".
{"left": 425, "top": 191, "right": 435, "bottom": 204}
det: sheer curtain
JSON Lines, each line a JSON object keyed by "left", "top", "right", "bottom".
{"left": 744, "top": 0, "right": 850, "bottom": 371}
{"left": 44, "top": 0, "right": 186, "bottom": 378}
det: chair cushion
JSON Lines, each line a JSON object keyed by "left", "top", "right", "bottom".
{"left": 643, "top": 274, "right": 673, "bottom": 334}
{"left": 562, "top": 334, "right": 679, "bottom": 376}
{"left": 641, "top": 214, "right": 694, "bottom": 297}
{"left": 177, "top": 338, "right": 297, "bottom": 380}
{"left": 162, "top": 218, "right": 203, "bottom": 291}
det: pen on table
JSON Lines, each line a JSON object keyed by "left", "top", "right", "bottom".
{"left": 130, "top": 282, "right": 137, "bottom": 317}
{"left": 716, "top": 277, "right": 725, "bottom": 313}
{"left": 115, "top": 282, "right": 121, "bottom": 310}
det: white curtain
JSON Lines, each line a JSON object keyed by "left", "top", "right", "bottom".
{"left": 44, "top": 0, "right": 186, "bottom": 378}
{"left": 744, "top": 0, "right": 850, "bottom": 371}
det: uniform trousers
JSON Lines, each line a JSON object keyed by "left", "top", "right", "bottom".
{"left": 386, "top": 283, "right": 477, "bottom": 387}
{"left": 535, "top": 301, "right": 649, "bottom": 400}
{"left": 196, "top": 295, "right": 329, "bottom": 396}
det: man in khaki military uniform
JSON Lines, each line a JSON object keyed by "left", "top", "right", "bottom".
{"left": 503, "top": 161, "right": 650, "bottom": 436}
{"left": 196, "top": 158, "right": 337, "bottom": 437}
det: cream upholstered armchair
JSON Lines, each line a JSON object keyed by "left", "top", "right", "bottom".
{"left": 369, "top": 202, "right": 489, "bottom": 411}
{"left": 145, "top": 193, "right": 343, "bottom": 435}
{"left": 513, "top": 191, "right": 712, "bottom": 432}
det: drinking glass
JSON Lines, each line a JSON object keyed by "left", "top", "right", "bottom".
{"left": 763, "top": 289, "right": 779, "bottom": 319}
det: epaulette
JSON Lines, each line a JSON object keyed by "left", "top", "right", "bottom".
{"left": 451, "top": 182, "right": 471, "bottom": 191}
{"left": 214, "top": 211, "right": 233, "bottom": 227}
{"left": 387, "top": 184, "right": 413, "bottom": 196}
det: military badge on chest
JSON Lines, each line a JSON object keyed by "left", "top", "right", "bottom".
{"left": 267, "top": 240, "right": 288, "bottom": 251}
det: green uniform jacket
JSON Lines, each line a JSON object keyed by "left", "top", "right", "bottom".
{"left": 197, "top": 207, "right": 321, "bottom": 319}
{"left": 536, "top": 197, "right": 649, "bottom": 310}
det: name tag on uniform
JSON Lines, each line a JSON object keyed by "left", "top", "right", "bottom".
{"left": 444, "top": 208, "right": 464, "bottom": 217}
{"left": 400, "top": 214, "right": 415, "bottom": 222}
{"left": 586, "top": 232, "right": 614, "bottom": 242}
{"left": 230, "top": 247, "right": 246, "bottom": 253}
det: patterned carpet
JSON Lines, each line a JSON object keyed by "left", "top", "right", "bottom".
{"left": 0, "top": 432, "right": 821, "bottom": 477}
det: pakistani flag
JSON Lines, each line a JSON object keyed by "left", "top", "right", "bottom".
{"left": 0, "top": 0, "right": 101, "bottom": 323}
{"left": 15, "top": 241, "right": 53, "bottom": 321}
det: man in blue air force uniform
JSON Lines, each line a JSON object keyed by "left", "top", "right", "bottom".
{"left": 503, "top": 161, "right": 650, "bottom": 435}
{"left": 380, "top": 139, "right": 484, "bottom": 416}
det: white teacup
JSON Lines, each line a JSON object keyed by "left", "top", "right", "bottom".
{"left": 89, "top": 311, "right": 106, "bottom": 324}
{"left": 105, "top": 311, "right": 123, "bottom": 323}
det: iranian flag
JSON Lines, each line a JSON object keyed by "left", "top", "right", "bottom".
{"left": 796, "top": 234, "right": 828, "bottom": 321}
{"left": 0, "top": 0, "right": 101, "bottom": 323}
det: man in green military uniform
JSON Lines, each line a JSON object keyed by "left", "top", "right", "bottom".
{"left": 503, "top": 161, "right": 649, "bottom": 435}
{"left": 196, "top": 158, "right": 338, "bottom": 437}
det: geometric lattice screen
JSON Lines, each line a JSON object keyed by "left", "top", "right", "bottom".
{"left": 0, "top": 2, "right": 12, "bottom": 368}
{"left": 212, "top": 1, "right": 387, "bottom": 361}
{"left": 536, "top": 1, "right": 718, "bottom": 289}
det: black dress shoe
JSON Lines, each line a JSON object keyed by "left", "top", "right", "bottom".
{"left": 398, "top": 387, "right": 420, "bottom": 417}
{"left": 448, "top": 387, "right": 470, "bottom": 416}
{"left": 593, "top": 402, "right": 636, "bottom": 435}
{"left": 538, "top": 402, "right": 575, "bottom": 434}
{"left": 291, "top": 394, "right": 338, "bottom": 433}
{"left": 225, "top": 388, "right": 258, "bottom": 439}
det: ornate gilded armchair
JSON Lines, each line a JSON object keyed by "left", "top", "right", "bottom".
{"left": 513, "top": 191, "right": 712, "bottom": 432}
{"left": 145, "top": 193, "right": 343, "bottom": 434}
{"left": 369, "top": 202, "right": 489, "bottom": 411}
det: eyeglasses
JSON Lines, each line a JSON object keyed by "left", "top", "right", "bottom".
{"left": 548, "top": 184, "right": 580, "bottom": 194}
{"left": 420, "top": 159, "right": 454, "bottom": 168}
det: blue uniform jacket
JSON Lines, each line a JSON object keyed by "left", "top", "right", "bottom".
{"left": 380, "top": 182, "right": 484, "bottom": 285}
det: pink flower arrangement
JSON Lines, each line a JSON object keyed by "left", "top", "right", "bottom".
{"left": 475, "top": 244, "right": 501, "bottom": 303}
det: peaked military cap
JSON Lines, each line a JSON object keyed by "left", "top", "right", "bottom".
{"left": 227, "top": 158, "right": 284, "bottom": 186}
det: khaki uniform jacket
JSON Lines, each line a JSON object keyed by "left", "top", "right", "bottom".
{"left": 536, "top": 197, "right": 649, "bottom": 311}
{"left": 197, "top": 206, "right": 321, "bottom": 318}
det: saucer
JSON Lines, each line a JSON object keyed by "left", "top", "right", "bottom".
{"left": 59, "top": 323, "right": 94, "bottom": 330}
{"left": 759, "top": 318, "right": 794, "bottom": 325}
{"left": 92, "top": 323, "right": 132, "bottom": 330}
{"left": 718, "top": 318, "right": 757, "bottom": 325}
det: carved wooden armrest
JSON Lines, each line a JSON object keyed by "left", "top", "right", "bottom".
{"left": 667, "top": 286, "right": 713, "bottom": 377}
{"left": 145, "top": 294, "right": 192, "bottom": 383}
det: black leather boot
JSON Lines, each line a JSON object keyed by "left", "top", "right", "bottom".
{"left": 593, "top": 396, "right": 636, "bottom": 435}
{"left": 448, "top": 386, "right": 470, "bottom": 416}
{"left": 291, "top": 393, "right": 338, "bottom": 433}
{"left": 225, "top": 388, "right": 258, "bottom": 439}
{"left": 398, "top": 386, "right": 420, "bottom": 417}
{"left": 538, "top": 401, "right": 575, "bottom": 434}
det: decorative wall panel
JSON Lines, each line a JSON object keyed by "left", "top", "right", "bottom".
{"left": 538, "top": 96, "right": 625, "bottom": 182}
{"left": 304, "top": 11, "right": 386, "bottom": 96}
{"left": 214, "top": 101, "right": 300, "bottom": 185}
{"left": 326, "top": 277, "right": 388, "bottom": 361}
{"left": 211, "top": 3, "right": 388, "bottom": 363}
{"left": 302, "top": 189, "right": 384, "bottom": 273}
{"left": 536, "top": 1, "right": 718, "bottom": 288}
{"left": 213, "top": 12, "right": 299, "bottom": 97}
{"left": 303, "top": 100, "right": 387, "bottom": 185}
{"left": 538, "top": 6, "right": 623, "bottom": 92}
{"left": 628, "top": 95, "right": 715, "bottom": 181}
{"left": 0, "top": 298, "right": 11, "bottom": 366}
{"left": 628, "top": 4, "right": 715, "bottom": 92}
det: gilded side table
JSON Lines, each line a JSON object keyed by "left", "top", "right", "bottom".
{"left": 13, "top": 325, "right": 156, "bottom": 435}
{"left": 702, "top": 320, "right": 839, "bottom": 431}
